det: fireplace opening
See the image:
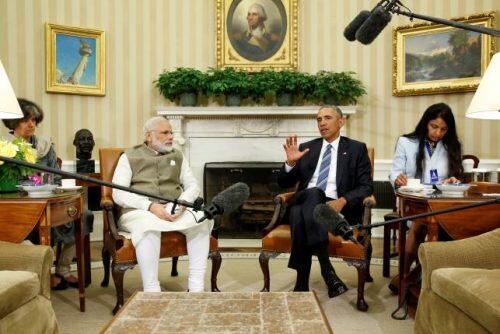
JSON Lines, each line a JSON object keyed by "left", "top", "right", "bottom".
{"left": 204, "top": 162, "right": 294, "bottom": 239}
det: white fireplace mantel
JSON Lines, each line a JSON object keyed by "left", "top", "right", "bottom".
{"left": 156, "top": 105, "right": 357, "bottom": 188}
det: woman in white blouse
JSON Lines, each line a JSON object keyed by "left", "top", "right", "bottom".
{"left": 389, "top": 103, "right": 463, "bottom": 287}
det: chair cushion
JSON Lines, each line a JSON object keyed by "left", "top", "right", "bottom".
{"left": 115, "top": 233, "right": 218, "bottom": 264}
{"left": 0, "top": 271, "right": 40, "bottom": 318}
{"left": 431, "top": 268, "right": 500, "bottom": 333}
{"left": 261, "top": 224, "right": 365, "bottom": 259}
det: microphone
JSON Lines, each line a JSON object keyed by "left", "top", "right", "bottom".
{"left": 198, "top": 182, "right": 250, "bottom": 223}
{"left": 313, "top": 204, "right": 358, "bottom": 244}
{"left": 343, "top": 10, "right": 371, "bottom": 41}
{"left": 355, "top": 5, "right": 392, "bottom": 45}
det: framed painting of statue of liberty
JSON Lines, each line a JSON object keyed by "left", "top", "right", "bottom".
{"left": 392, "top": 12, "right": 495, "bottom": 96}
{"left": 45, "top": 23, "right": 105, "bottom": 96}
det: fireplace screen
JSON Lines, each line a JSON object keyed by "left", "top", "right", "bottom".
{"left": 204, "top": 162, "right": 294, "bottom": 238}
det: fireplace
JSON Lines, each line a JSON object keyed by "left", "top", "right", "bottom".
{"left": 204, "top": 162, "right": 294, "bottom": 238}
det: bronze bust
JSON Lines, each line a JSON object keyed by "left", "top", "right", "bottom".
{"left": 73, "top": 129, "right": 95, "bottom": 173}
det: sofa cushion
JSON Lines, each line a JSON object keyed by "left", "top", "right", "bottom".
{"left": 0, "top": 271, "right": 39, "bottom": 319}
{"left": 431, "top": 268, "right": 500, "bottom": 333}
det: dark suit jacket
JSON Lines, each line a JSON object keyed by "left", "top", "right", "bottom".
{"left": 277, "top": 136, "right": 373, "bottom": 224}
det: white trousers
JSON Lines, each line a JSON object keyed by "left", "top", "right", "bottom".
{"left": 118, "top": 209, "right": 213, "bottom": 292}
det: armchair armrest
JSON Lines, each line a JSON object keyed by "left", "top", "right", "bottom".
{"left": 418, "top": 228, "right": 500, "bottom": 290}
{"left": 101, "top": 199, "right": 121, "bottom": 240}
{"left": 0, "top": 241, "right": 53, "bottom": 299}
{"left": 261, "top": 192, "right": 296, "bottom": 236}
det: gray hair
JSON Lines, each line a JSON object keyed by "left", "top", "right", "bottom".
{"left": 143, "top": 116, "right": 169, "bottom": 137}
{"left": 319, "top": 105, "right": 343, "bottom": 118}
{"left": 249, "top": 3, "right": 267, "bottom": 21}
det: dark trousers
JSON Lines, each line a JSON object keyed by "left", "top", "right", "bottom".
{"left": 287, "top": 187, "right": 329, "bottom": 271}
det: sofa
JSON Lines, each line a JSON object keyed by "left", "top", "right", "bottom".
{"left": 0, "top": 241, "right": 59, "bottom": 334}
{"left": 415, "top": 228, "right": 500, "bottom": 334}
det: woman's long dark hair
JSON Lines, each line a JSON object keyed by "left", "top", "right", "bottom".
{"left": 403, "top": 103, "right": 463, "bottom": 178}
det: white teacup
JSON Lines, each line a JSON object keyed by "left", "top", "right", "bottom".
{"left": 61, "top": 179, "right": 76, "bottom": 188}
{"left": 407, "top": 178, "right": 421, "bottom": 187}
{"left": 462, "top": 160, "right": 474, "bottom": 173}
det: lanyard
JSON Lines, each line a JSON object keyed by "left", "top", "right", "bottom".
{"left": 425, "top": 141, "right": 434, "bottom": 157}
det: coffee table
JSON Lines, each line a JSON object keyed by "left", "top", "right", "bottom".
{"left": 102, "top": 291, "right": 333, "bottom": 333}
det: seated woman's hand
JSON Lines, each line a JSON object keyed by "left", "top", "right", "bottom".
{"left": 443, "top": 177, "right": 460, "bottom": 184}
{"left": 395, "top": 173, "right": 408, "bottom": 186}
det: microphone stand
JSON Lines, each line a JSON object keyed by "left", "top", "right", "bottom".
{"left": 0, "top": 156, "right": 201, "bottom": 211}
{"left": 391, "top": 6, "right": 500, "bottom": 37}
{"left": 351, "top": 197, "right": 500, "bottom": 231}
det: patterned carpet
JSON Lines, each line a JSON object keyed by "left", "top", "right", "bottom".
{"left": 52, "top": 254, "right": 414, "bottom": 333}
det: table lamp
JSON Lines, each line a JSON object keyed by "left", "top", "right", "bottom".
{"left": 0, "top": 59, "right": 23, "bottom": 119}
{"left": 466, "top": 52, "right": 500, "bottom": 120}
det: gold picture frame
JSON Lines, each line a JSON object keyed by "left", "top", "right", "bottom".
{"left": 45, "top": 23, "right": 105, "bottom": 96}
{"left": 392, "top": 12, "right": 496, "bottom": 97}
{"left": 216, "top": 0, "right": 298, "bottom": 71}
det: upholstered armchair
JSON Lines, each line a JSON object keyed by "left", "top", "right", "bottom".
{"left": 259, "top": 148, "right": 376, "bottom": 311}
{"left": 99, "top": 148, "right": 222, "bottom": 314}
{"left": 415, "top": 228, "right": 500, "bottom": 334}
{"left": 0, "top": 241, "right": 58, "bottom": 334}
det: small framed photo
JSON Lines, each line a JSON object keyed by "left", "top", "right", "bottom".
{"left": 216, "top": 0, "right": 298, "bottom": 71}
{"left": 45, "top": 23, "right": 105, "bottom": 96}
{"left": 392, "top": 12, "right": 496, "bottom": 96}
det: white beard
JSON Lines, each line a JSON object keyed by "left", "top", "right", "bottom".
{"left": 151, "top": 137, "right": 173, "bottom": 154}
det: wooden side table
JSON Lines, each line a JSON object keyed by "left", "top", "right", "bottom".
{"left": 0, "top": 191, "right": 87, "bottom": 312}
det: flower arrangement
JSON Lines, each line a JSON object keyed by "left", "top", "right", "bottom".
{"left": 0, "top": 137, "right": 37, "bottom": 192}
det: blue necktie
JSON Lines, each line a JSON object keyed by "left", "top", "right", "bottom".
{"left": 316, "top": 144, "right": 332, "bottom": 192}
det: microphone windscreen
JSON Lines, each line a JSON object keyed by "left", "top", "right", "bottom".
{"left": 355, "top": 6, "right": 392, "bottom": 45}
{"left": 343, "top": 10, "right": 371, "bottom": 41}
{"left": 313, "top": 204, "right": 343, "bottom": 235}
{"left": 212, "top": 182, "right": 250, "bottom": 215}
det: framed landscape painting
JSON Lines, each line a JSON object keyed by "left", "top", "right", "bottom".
{"left": 392, "top": 12, "right": 496, "bottom": 96}
{"left": 46, "top": 23, "right": 105, "bottom": 96}
{"left": 216, "top": 0, "right": 298, "bottom": 71}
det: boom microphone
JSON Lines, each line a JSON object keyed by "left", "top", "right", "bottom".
{"left": 198, "top": 182, "right": 250, "bottom": 223}
{"left": 313, "top": 204, "right": 358, "bottom": 244}
{"left": 355, "top": 6, "right": 392, "bottom": 45}
{"left": 343, "top": 10, "right": 371, "bottom": 41}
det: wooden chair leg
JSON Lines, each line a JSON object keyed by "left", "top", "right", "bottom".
{"left": 383, "top": 225, "right": 391, "bottom": 277}
{"left": 353, "top": 260, "right": 369, "bottom": 312}
{"left": 101, "top": 247, "right": 110, "bottom": 287}
{"left": 171, "top": 256, "right": 179, "bottom": 277}
{"left": 209, "top": 251, "right": 222, "bottom": 292}
{"left": 84, "top": 235, "right": 91, "bottom": 286}
{"left": 365, "top": 242, "right": 374, "bottom": 282}
{"left": 259, "top": 251, "right": 275, "bottom": 292}
{"left": 111, "top": 263, "right": 133, "bottom": 315}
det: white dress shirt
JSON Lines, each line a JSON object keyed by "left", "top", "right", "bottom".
{"left": 112, "top": 151, "right": 200, "bottom": 211}
{"left": 285, "top": 137, "right": 341, "bottom": 199}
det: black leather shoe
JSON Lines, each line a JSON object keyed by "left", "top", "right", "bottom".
{"left": 388, "top": 274, "right": 399, "bottom": 294}
{"left": 51, "top": 274, "right": 69, "bottom": 291}
{"left": 323, "top": 270, "right": 348, "bottom": 298}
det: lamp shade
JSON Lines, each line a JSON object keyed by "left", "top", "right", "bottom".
{"left": 466, "top": 52, "right": 500, "bottom": 120}
{"left": 0, "top": 59, "right": 22, "bottom": 119}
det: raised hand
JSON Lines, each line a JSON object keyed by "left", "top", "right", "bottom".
{"left": 283, "top": 135, "right": 309, "bottom": 167}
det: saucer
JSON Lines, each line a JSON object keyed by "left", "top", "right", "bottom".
{"left": 57, "top": 186, "right": 82, "bottom": 191}
{"left": 399, "top": 185, "right": 425, "bottom": 193}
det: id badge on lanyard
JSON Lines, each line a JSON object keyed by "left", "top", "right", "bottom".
{"left": 425, "top": 142, "right": 439, "bottom": 184}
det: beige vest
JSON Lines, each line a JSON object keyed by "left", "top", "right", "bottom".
{"left": 119, "top": 143, "right": 183, "bottom": 216}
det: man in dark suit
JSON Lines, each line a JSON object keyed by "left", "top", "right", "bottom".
{"left": 277, "top": 105, "right": 373, "bottom": 297}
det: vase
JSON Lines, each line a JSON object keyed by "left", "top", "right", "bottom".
{"left": 225, "top": 94, "right": 242, "bottom": 106}
{"left": 179, "top": 92, "right": 198, "bottom": 106}
{"left": 276, "top": 93, "right": 293, "bottom": 106}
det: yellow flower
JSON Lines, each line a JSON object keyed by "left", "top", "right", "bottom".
{"left": 0, "top": 140, "right": 19, "bottom": 165}
{"left": 23, "top": 147, "right": 37, "bottom": 164}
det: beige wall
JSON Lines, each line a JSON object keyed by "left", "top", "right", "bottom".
{"left": 0, "top": 0, "right": 499, "bottom": 160}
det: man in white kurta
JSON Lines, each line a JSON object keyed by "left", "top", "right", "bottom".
{"left": 112, "top": 116, "right": 213, "bottom": 292}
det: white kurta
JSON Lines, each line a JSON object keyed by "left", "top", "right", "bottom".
{"left": 112, "top": 152, "right": 212, "bottom": 246}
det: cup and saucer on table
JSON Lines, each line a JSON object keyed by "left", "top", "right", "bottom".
{"left": 398, "top": 178, "right": 434, "bottom": 194}
{"left": 57, "top": 179, "right": 82, "bottom": 192}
